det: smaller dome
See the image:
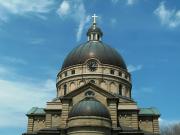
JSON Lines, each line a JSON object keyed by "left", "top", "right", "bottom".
{"left": 68, "top": 97, "right": 110, "bottom": 119}
{"left": 87, "top": 25, "right": 103, "bottom": 37}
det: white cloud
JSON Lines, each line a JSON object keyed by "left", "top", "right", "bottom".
{"left": 154, "top": 2, "right": 180, "bottom": 28}
{"left": 127, "top": 64, "right": 143, "bottom": 72}
{"left": 57, "top": 0, "right": 70, "bottom": 17}
{"left": 159, "top": 118, "right": 180, "bottom": 127}
{"left": 127, "top": 0, "right": 137, "bottom": 5}
{"left": 77, "top": 16, "right": 90, "bottom": 42}
{"left": 0, "top": 0, "right": 55, "bottom": 22}
{"left": 57, "top": 0, "right": 90, "bottom": 41}
{"left": 0, "top": 64, "right": 56, "bottom": 127}
{"left": 0, "top": 79, "right": 56, "bottom": 127}
{"left": 112, "top": 0, "right": 137, "bottom": 5}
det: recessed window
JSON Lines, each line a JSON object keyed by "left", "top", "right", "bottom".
{"left": 71, "top": 70, "right": 75, "bottom": 75}
{"left": 64, "top": 71, "right": 67, "bottom": 77}
{"left": 119, "top": 84, "right": 122, "bottom": 95}
{"left": 125, "top": 74, "right": 128, "bottom": 79}
{"left": 64, "top": 84, "right": 67, "bottom": 95}
{"left": 119, "top": 72, "right": 122, "bottom": 76}
{"left": 110, "top": 69, "right": 114, "bottom": 75}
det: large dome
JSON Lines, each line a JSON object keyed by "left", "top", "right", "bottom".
{"left": 61, "top": 41, "right": 127, "bottom": 70}
{"left": 68, "top": 97, "right": 111, "bottom": 119}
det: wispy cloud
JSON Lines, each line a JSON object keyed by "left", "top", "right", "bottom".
{"left": 0, "top": 0, "right": 55, "bottom": 22}
{"left": 57, "top": 0, "right": 70, "bottom": 17}
{"left": 57, "top": 0, "right": 90, "bottom": 42}
{"left": 154, "top": 2, "right": 180, "bottom": 28}
{"left": 0, "top": 64, "right": 55, "bottom": 127}
{"left": 0, "top": 79, "right": 55, "bottom": 127}
{"left": 30, "top": 38, "right": 46, "bottom": 45}
{"left": 127, "top": 64, "right": 143, "bottom": 72}
{"left": 0, "top": 56, "right": 27, "bottom": 65}
{"left": 110, "top": 18, "right": 118, "bottom": 27}
{"left": 159, "top": 118, "right": 180, "bottom": 127}
{"left": 112, "top": 0, "right": 137, "bottom": 5}
{"left": 140, "top": 87, "right": 153, "bottom": 93}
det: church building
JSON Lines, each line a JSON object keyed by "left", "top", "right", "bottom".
{"left": 23, "top": 15, "right": 160, "bottom": 135}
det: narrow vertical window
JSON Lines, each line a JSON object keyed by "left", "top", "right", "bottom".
{"left": 64, "top": 84, "right": 67, "bottom": 95}
{"left": 110, "top": 69, "right": 114, "bottom": 75}
{"left": 119, "top": 71, "right": 122, "bottom": 76}
{"left": 71, "top": 70, "right": 75, "bottom": 75}
{"left": 119, "top": 84, "right": 122, "bottom": 95}
{"left": 64, "top": 71, "right": 67, "bottom": 77}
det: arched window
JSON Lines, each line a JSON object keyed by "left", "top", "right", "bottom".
{"left": 64, "top": 84, "right": 67, "bottom": 95}
{"left": 119, "top": 84, "right": 122, "bottom": 95}
{"left": 110, "top": 82, "right": 116, "bottom": 93}
{"left": 70, "top": 82, "right": 76, "bottom": 91}
{"left": 97, "top": 35, "right": 100, "bottom": 40}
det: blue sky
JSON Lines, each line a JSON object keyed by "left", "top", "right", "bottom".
{"left": 0, "top": 0, "right": 180, "bottom": 134}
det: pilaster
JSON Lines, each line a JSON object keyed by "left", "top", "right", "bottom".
{"left": 45, "top": 113, "right": 52, "bottom": 128}
{"left": 60, "top": 98, "right": 71, "bottom": 128}
{"left": 27, "top": 116, "right": 34, "bottom": 132}
{"left": 153, "top": 116, "right": 160, "bottom": 134}
{"left": 131, "top": 111, "right": 139, "bottom": 129}
{"left": 107, "top": 98, "right": 119, "bottom": 128}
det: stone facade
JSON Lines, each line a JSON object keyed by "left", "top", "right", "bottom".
{"left": 22, "top": 16, "right": 160, "bottom": 135}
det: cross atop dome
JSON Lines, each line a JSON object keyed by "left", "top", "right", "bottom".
{"left": 87, "top": 14, "right": 103, "bottom": 41}
{"left": 92, "top": 14, "right": 98, "bottom": 24}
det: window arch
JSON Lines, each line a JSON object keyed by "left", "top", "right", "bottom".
{"left": 70, "top": 82, "right": 76, "bottom": 91}
{"left": 110, "top": 82, "right": 117, "bottom": 93}
{"left": 100, "top": 81, "right": 107, "bottom": 89}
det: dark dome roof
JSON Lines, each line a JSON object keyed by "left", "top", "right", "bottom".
{"left": 61, "top": 41, "right": 127, "bottom": 70}
{"left": 68, "top": 97, "right": 111, "bottom": 119}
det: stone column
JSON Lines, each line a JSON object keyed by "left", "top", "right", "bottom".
{"left": 153, "top": 116, "right": 160, "bottom": 134}
{"left": 27, "top": 116, "right": 34, "bottom": 132}
{"left": 131, "top": 111, "right": 139, "bottom": 129}
{"left": 107, "top": 98, "right": 119, "bottom": 128}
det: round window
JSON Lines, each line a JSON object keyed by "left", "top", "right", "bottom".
{"left": 85, "top": 90, "right": 95, "bottom": 97}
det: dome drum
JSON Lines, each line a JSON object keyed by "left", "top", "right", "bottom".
{"left": 67, "top": 116, "right": 111, "bottom": 129}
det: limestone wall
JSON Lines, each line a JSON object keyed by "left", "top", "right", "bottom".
{"left": 27, "top": 116, "right": 45, "bottom": 133}
{"left": 56, "top": 62, "right": 131, "bottom": 98}
{"left": 139, "top": 116, "right": 160, "bottom": 134}
{"left": 118, "top": 110, "right": 138, "bottom": 130}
